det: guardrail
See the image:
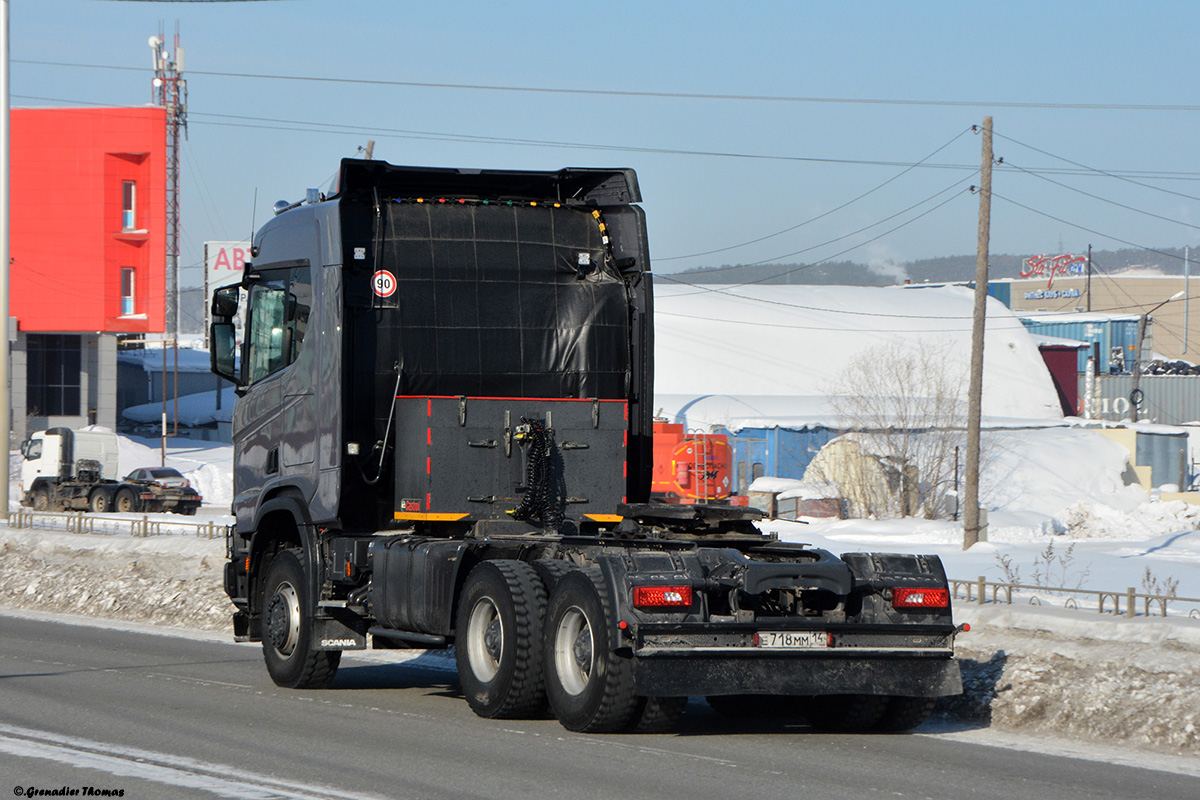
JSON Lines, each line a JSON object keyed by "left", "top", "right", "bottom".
{"left": 7, "top": 510, "right": 1199, "bottom": 620}
{"left": 950, "top": 575, "right": 1200, "bottom": 620}
{"left": 7, "top": 508, "right": 229, "bottom": 540}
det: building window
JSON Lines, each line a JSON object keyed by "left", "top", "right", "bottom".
{"left": 121, "top": 268, "right": 136, "bottom": 315}
{"left": 27, "top": 334, "right": 81, "bottom": 417}
{"left": 122, "top": 181, "right": 137, "bottom": 231}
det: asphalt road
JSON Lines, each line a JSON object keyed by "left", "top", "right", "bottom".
{"left": 0, "top": 612, "right": 1195, "bottom": 800}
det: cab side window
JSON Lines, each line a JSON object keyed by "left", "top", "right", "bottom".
{"left": 244, "top": 264, "right": 312, "bottom": 385}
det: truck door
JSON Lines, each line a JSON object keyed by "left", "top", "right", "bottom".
{"left": 20, "top": 432, "right": 59, "bottom": 491}
{"left": 232, "top": 261, "right": 314, "bottom": 526}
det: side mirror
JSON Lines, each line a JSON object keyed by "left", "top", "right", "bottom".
{"left": 212, "top": 283, "right": 241, "bottom": 319}
{"left": 211, "top": 321, "right": 241, "bottom": 388}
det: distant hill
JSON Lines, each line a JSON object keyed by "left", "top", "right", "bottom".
{"left": 665, "top": 245, "right": 1200, "bottom": 286}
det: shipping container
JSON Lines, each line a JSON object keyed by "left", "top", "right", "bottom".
{"left": 1018, "top": 314, "right": 1141, "bottom": 373}
{"left": 723, "top": 427, "right": 837, "bottom": 493}
{"left": 1080, "top": 374, "right": 1200, "bottom": 426}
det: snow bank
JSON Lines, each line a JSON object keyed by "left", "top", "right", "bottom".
{"left": 122, "top": 386, "right": 235, "bottom": 427}
{"left": 982, "top": 427, "right": 1148, "bottom": 524}
{"left": 655, "top": 283, "right": 1063, "bottom": 420}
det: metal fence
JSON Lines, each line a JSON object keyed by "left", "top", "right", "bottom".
{"left": 7, "top": 508, "right": 229, "bottom": 540}
{"left": 7, "top": 510, "right": 1199, "bottom": 621}
{"left": 951, "top": 575, "right": 1200, "bottom": 620}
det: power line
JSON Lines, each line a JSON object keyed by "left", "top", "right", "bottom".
{"left": 991, "top": 191, "right": 1195, "bottom": 266}
{"left": 17, "top": 58, "right": 1200, "bottom": 112}
{"left": 992, "top": 129, "right": 1200, "bottom": 203}
{"left": 658, "top": 127, "right": 975, "bottom": 263}
{"left": 660, "top": 178, "right": 974, "bottom": 293}
{"left": 17, "top": 93, "right": 1200, "bottom": 183}
{"left": 656, "top": 308, "right": 1029, "bottom": 333}
{"left": 1002, "top": 158, "right": 1200, "bottom": 231}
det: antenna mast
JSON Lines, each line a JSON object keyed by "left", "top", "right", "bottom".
{"left": 151, "top": 23, "right": 186, "bottom": 434}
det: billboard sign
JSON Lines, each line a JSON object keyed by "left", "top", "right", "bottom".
{"left": 1019, "top": 253, "right": 1086, "bottom": 289}
{"left": 204, "top": 241, "right": 251, "bottom": 345}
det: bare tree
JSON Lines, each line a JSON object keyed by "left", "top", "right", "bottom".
{"left": 811, "top": 339, "right": 966, "bottom": 519}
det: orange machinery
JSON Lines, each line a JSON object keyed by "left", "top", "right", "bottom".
{"left": 651, "top": 420, "right": 735, "bottom": 503}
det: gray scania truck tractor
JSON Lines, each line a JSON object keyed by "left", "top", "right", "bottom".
{"left": 211, "top": 159, "right": 962, "bottom": 733}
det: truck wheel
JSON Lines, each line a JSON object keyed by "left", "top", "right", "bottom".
{"left": 543, "top": 568, "right": 638, "bottom": 733}
{"left": 628, "top": 696, "right": 687, "bottom": 733}
{"left": 874, "top": 696, "right": 937, "bottom": 732}
{"left": 455, "top": 560, "right": 548, "bottom": 719}
{"left": 114, "top": 489, "right": 135, "bottom": 513}
{"left": 803, "top": 694, "right": 888, "bottom": 732}
{"left": 89, "top": 492, "right": 109, "bottom": 513}
{"left": 32, "top": 489, "right": 50, "bottom": 511}
{"left": 261, "top": 548, "right": 341, "bottom": 689}
{"left": 532, "top": 558, "right": 574, "bottom": 592}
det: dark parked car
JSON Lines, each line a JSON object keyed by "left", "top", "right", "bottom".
{"left": 123, "top": 467, "right": 202, "bottom": 515}
{"left": 125, "top": 467, "right": 191, "bottom": 489}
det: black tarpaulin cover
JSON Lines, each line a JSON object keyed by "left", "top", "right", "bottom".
{"left": 376, "top": 202, "right": 631, "bottom": 399}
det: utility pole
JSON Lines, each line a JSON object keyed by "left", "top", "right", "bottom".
{"left": 1131, "top": 314, "right": 1146, "bottom": 423}
{"left": 151, "top": 24, "right": 186, "bottom": 437}
{"left": 1086, "top": 243, "right": 1092, "bottom": 313}
{"left": 1184, "top": 246, "right": 1190, "bottom": 355}
{"left": 963, "top": 117, "right": 993, "bottom": 550}
{"left": 0, "top": 0, "right": 10, "bottom": 520}
{"left": 1131, "top": 290, "right": 1184, "bottom": 423}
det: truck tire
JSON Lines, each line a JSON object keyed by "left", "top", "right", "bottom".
{"left": 543, "top": 568, "right": 638, "bottom": 733}
{"left": 803, "top": 694, "right": 888, "bottom": 732}
{"left": 455, "top": 560, "right": 548, "bottom": 719}
{"left": 532, "top": 558, "right": 573, "bottom": 592}
{"left": 874, "top": 696, "right": 936, "bottom": 732}
{"left": 114, "top": 489, "right": 136, "bottom": 513}
{"left": 32, "top": 488, "right": 50, "bottom": 511}
{"left": 261, "top": 548, "right": 341, "bottom": 689}
{"left": 89, "top": 492, "right": 109, "bottom": 513}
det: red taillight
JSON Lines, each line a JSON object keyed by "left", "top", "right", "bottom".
{"left": 633, "top": 585, "right": 693, "bottom": 608}
{"left": 892, "top": 587, "right": 950, "bottom": 609}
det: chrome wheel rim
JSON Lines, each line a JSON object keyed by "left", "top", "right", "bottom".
{"left": 466, "top": 597, "right": 503, "bottom": 682}
{"left": 554, "top": 606, "right": 593, "bottom": 696}
{"left": 266, "top": 580, "right": 301, "bottom": 657}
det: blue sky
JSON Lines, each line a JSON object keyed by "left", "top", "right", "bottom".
{"left": 12, "top": 0, "right": 1200, "bottom": 288}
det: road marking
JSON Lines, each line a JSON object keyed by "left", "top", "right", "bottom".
{"left": 0, "top": 723, "right": 389, "bottom": 800}
{"left": 145, "top": 672, "right": 253, "bottom": 690}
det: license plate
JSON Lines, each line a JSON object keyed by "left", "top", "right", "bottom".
{"left": 757, "top": 631, "right": 830, "bottom": 649}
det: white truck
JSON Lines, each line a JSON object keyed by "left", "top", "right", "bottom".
{"left": 19, "top": 427, "right": 202, "bottom": 515}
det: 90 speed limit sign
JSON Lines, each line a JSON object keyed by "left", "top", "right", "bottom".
{"left": 372, "top": 270, "right": 397, "bottom": 298}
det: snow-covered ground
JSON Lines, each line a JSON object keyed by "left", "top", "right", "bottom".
{"left": 9, "top": 424, "right": 1200, "bottom": 610}
{"left": 2, "top": 427, "right": 1199, "bottom": 759}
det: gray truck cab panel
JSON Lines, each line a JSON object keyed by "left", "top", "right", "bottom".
{"left": 231, "top": 204, "right": 344, "bottom": 533}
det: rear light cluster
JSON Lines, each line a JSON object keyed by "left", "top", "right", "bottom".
{"left": 632, "top": 585, "right": 693, "bottom": 608}
{"left": 891, "top": 587, "right": 950, "bottom": 609}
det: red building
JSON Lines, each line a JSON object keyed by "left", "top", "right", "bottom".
{"left": 10, "top": 106, "right": 167, "bottom": 437}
